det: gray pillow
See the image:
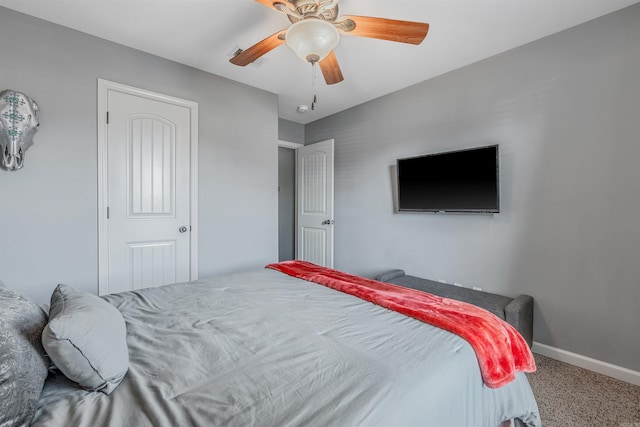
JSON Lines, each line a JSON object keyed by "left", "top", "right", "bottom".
{"left": 42, "top": 284, "right": 129, "bottom": 395}
{"left": 0, "top": 288, "right": 49, "bottom": 427}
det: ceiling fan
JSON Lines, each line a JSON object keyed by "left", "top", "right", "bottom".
{"left": 229, "top": 0, "right": 430, "bottom": 85}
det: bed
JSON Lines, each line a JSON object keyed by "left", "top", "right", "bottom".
{"left": 2, "top": 262, "right": 541, "bottom": 427}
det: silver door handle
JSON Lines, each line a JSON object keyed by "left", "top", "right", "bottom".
{"left": 179, "top": 226, "right": 188, "bottom": 233}
{"left": 321, "top": 220, "right": 335, "bottom": 225}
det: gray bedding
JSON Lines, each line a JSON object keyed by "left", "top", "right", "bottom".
{"left": 32, "top": 269, "right": 541, "bottom": 427}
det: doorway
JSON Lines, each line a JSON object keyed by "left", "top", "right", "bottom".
{"left": 277, "top": 139, "right": 335, "bottom": 267}
{"left": 278, "top": 141, "right": 302, "bottom": 261}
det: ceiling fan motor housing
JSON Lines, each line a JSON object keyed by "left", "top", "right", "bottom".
{"left": 279, "top": 0, "right": 340, "bottom": 23}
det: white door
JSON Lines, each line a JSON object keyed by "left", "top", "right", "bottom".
{"left": 296, "top": 139, "right": 334, "bottom": 267}
{"left": 98, "top": 80, "right": 198, "bottom": 295}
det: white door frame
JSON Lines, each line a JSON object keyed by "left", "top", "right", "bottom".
{"left": 278, "top": 140, "right": 304, "bottom": 150}
{"left": 97, "top": 79, "right": 199, "bottom": 295}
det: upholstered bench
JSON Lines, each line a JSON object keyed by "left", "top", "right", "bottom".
{"left": 373, "top": 269, "right": 533, "bottom": 347}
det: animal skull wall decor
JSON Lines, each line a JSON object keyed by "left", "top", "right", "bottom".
{"left": 0, "top": 90, "right": 40, "bottom": 171}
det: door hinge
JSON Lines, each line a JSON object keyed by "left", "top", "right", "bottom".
{"left": 106, "top": 206, "right": 110, "bottom": 219}
{"left": 106, "top": 111, "right": 109, "bottom": 124}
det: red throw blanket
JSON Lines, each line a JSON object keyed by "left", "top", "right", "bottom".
{"left": 266, "top": 260, "right": 536, "bottom": 388}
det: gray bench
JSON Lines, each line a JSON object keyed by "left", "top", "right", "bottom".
{"left": 373, "top": 269, "right": 533, "bottom": 347}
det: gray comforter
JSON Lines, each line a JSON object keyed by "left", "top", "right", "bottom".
{"left": 32, "top": 269, "right": 541, "bottom": 427}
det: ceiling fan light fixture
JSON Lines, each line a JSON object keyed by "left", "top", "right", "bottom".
{"left": 285, "top": 19, "right": 340, "bottom": 63}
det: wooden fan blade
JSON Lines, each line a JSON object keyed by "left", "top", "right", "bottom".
{"left": 339, "top": 15, "right": 429, "bottom": 45}
{"left": 229, "top": 30, "right": 287, "bottom": 66}
{"left": 319, "top": 51, "right": 344, "bottom": 85}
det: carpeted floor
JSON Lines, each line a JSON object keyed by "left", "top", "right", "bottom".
{"left": 526, "top": 353, "right": 640, "bottom": 427}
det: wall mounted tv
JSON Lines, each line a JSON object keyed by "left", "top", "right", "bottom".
{"left": 397, "top": 145, "right": 499, "bottom": 213}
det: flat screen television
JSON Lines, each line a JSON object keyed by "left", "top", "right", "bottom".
{"left": 396, "top": 145, "right": 499, "bottom": 213}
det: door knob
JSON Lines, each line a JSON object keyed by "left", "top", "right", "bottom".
{"left": 179, "top": 226, "right": 188, "bottom": 233}
{"left": 321, "top": 220, "right": 335, "bottom": 225}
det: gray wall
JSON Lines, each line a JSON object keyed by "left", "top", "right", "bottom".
{"left": 278, "top": 118, "right": 305, "bottom": 144}
{"left": 0, "top": 7, "right": 279, "bottom": 304}
{"left": 306, "top": 5, "right": 640, "bottom": 372}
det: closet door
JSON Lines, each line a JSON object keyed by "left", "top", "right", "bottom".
{"left": 98, "top": 80, "right": 198, "bottom": 294}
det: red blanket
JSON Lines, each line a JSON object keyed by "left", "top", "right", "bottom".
{"left": 266, "top": 260, "right": 535, "bottom": 388}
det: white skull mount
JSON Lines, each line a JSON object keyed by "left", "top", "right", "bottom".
{"left": 0, "top": 90, "right": 40, "bottom": 171}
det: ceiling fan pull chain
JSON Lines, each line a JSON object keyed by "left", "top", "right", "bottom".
{"left": 311, "top": 61, "right": 318, "bottom": 110}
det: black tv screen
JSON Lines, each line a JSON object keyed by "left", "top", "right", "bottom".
{"left": 397, "top": 145, "right": 499, "bottom": 213}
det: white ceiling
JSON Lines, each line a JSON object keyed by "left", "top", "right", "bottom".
{"left": 1, "top": 0, "right": 636, "bottom": 124}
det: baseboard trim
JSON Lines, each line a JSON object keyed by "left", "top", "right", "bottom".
{"left": 532, "top": 341, "right": 640, "bottom": 387}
